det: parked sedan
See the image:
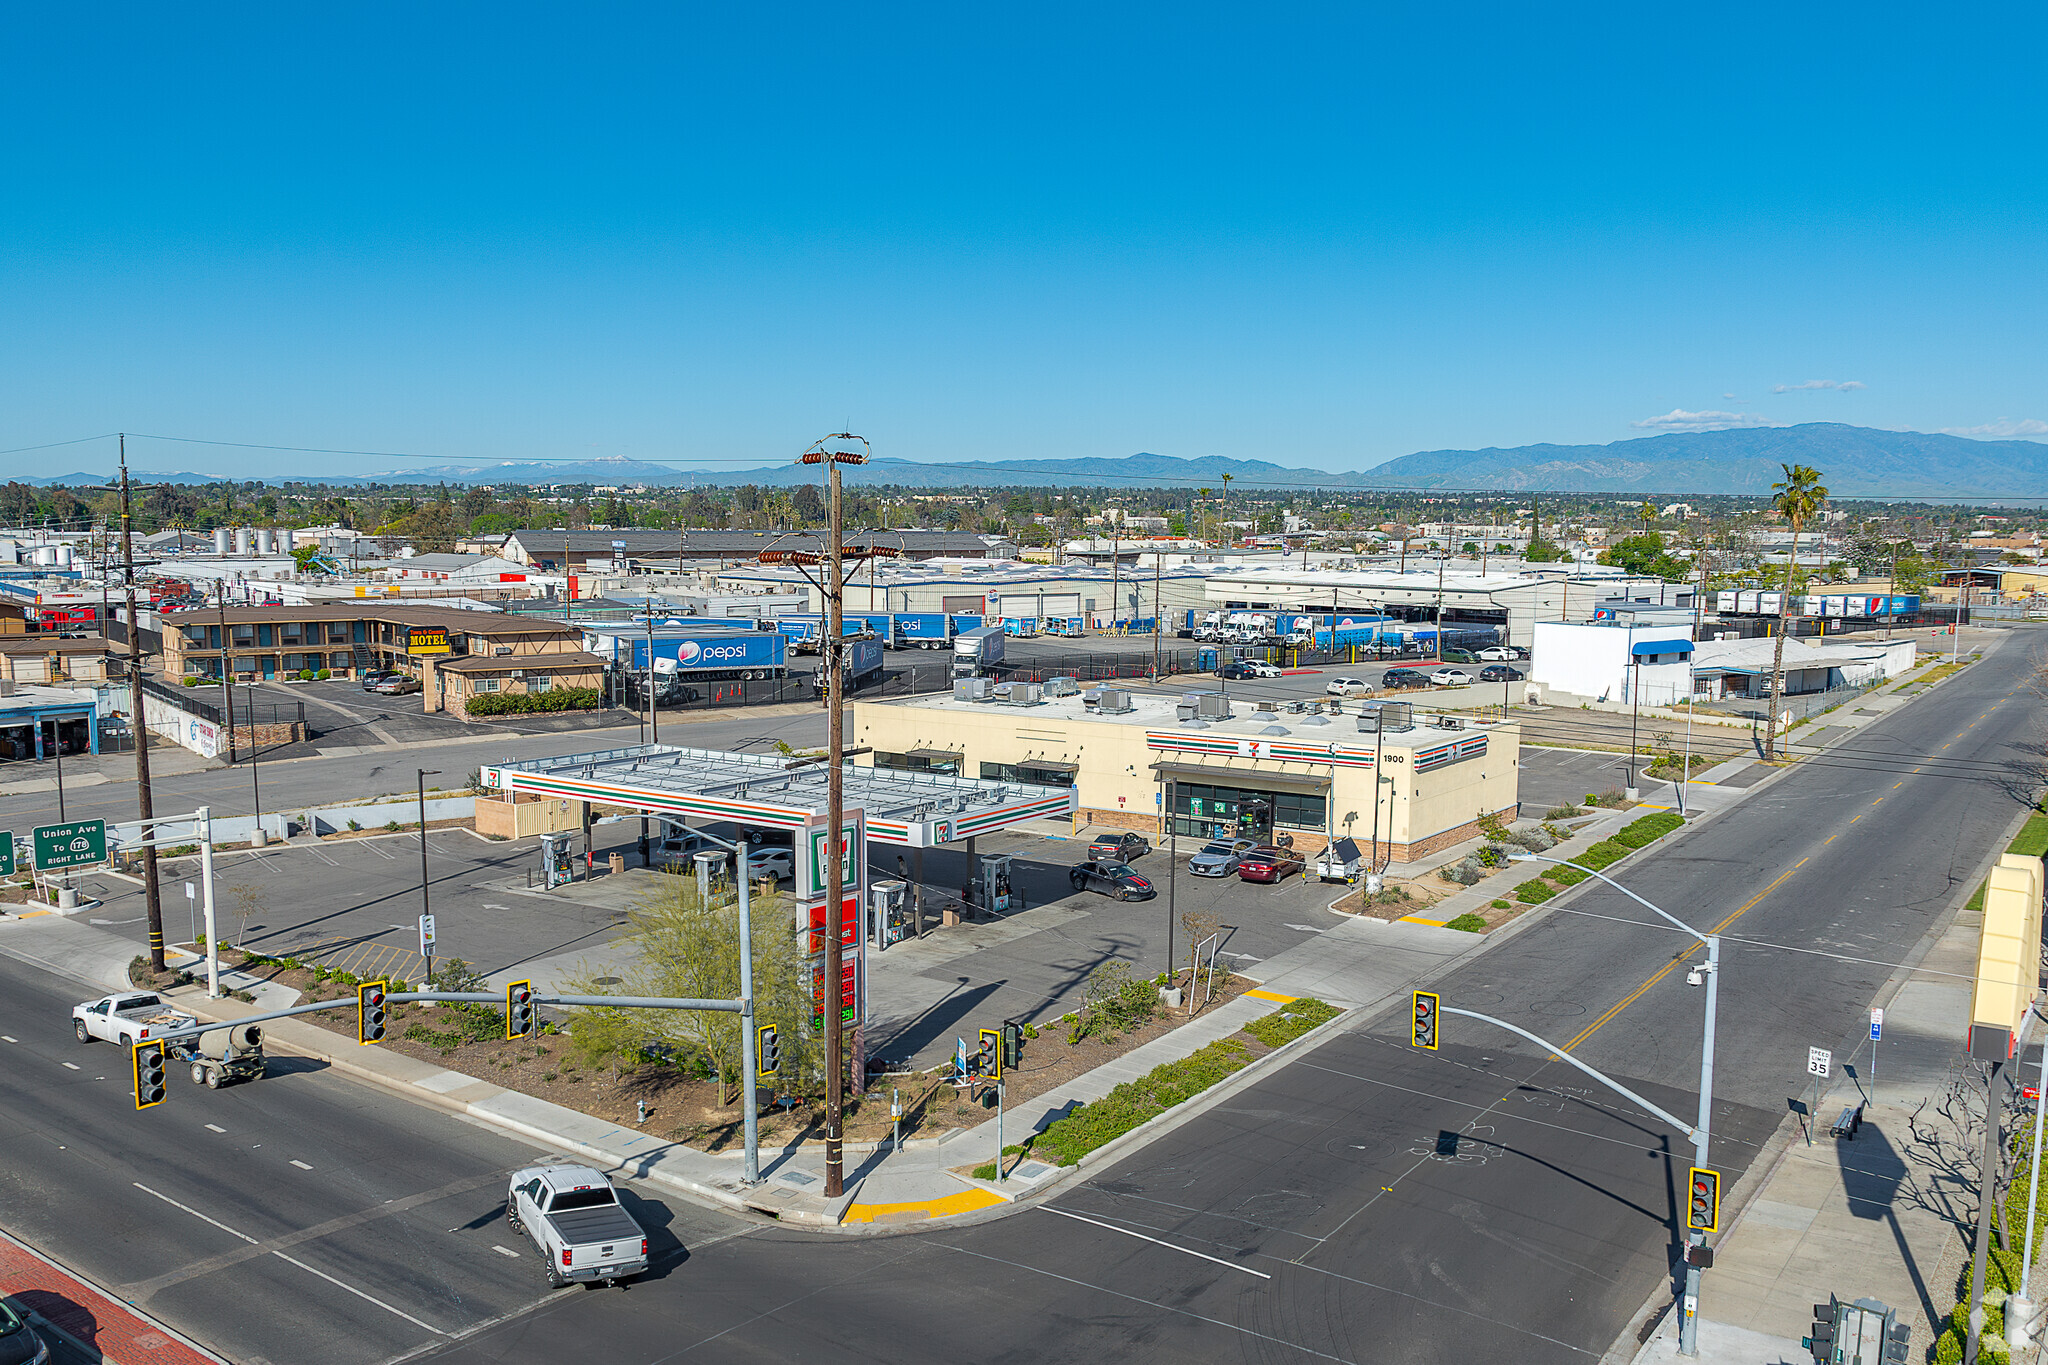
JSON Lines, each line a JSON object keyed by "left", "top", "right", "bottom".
{"left": 1241, "top": 660, "right": 1282, "bottom": 679}
{"left": 1439, "top": 647, "right": 1481, "bottom": 664}
{"left": 1324, "top": 676, "right": 1372, "bottom": 696}
{"left": 1187, "top": 837, "right": 1258, "bottom": 877}
{"left": 1478, "top": 664, "right": 1525, "bottom": 682}
{"left": 1380, "top": 667, "right": 1430, "bottom": 689}
{"left": 1236, "top": 845, "right": 1307, "bottom": 884}
{"left": 374, "top": 675, "right": 423, "bottom": 695}
{"left": 1476, "top": 645, "right": 1525, "bottom": 661}
{"left": 1430, "top": 667, "right": 1475, "bottom": 687}
{"left": 741, "top": 847, "right": 795, "bottom": 883}
{"left": 1068, "top": 860, "right": 1156, "bottom": 900}
{"left": 1089, "top": 831, "right": 1151, "bottom": 862}
{"left": 1215, "top": 663, "right": 1257, "bottom": 681}
{"left": 359, "top": 669, "right": 397, "bottom": 691}
{"left": 0, "top": 1298, "right": 49, "bottom": 1365}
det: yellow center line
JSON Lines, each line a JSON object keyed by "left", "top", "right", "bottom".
{"left": 1824, "top": 834, "right": 1837, "bottom": 844}
{"left": 1871, "top": 797, "right": 1883, "bottom": 805}
{"left": 1559, "top": 863, "right": 1802, "bottom": 1055}
{"left": 1851, "top": 814, "right": 1863, "bottom": 823}
{"left": 1892, "top": 782, "right": 1903, "bottom": 790}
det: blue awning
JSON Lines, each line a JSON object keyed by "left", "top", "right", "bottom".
{"left": 1631, "top": 638, "right": 1692, "bottom": 657}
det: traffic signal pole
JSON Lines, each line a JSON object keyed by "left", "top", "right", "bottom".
{"left": 1509, "top": 852, "right": 1719, "bottom": 1357}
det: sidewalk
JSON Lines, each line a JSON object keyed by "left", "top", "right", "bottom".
{"left": 1628, "top": 803, "right": 2027, "bottom": 1364}
{"left": 1, "top": 1225, "right": 228, "bottom": 1365}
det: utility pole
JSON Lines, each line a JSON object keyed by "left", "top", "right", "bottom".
{"left": 793, "top": 433, "right": 871, "bottom": 1201}
{"left": 417, "top": 768, "right": 440, "bottom": 983}
{"left": 214, "top": 583, "right": 238, "bottom": 764}
{"left": 1433, "top": 549, "right": 1446, "bottom": 664}
{"left": 1110, "top": 508, "right": 1120, "bottom": 632}
{"left": 117, "top": 437, "right": 168, "bottom": 973}
{"left": 1151, "top": 547, "right": 1163, "bottom": 680}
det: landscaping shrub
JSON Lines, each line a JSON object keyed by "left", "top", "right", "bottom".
{"left": 1438, "top": 856, "right": 1484, "bottom": 886}
{"left": 317, "top": 668, "right": 331, "bottom": 680}
{"left": 1490, "top": 899, "right": 1510, "bottom": 909}
{"left": 1544, "top": 805, "right": 1584, "bottom": 820}
{"left": 1067, "top": 961, "right": 1158, "bottom": 1043}
{"left": 1243, "top": 998, "right": 1338, "bottom": 1047}
{"left": 1444, "top": 913, "right": 1488, "bottom": 933}
{"left": 1476, "top": 844, "right": 1507, "bottom": 868}
{"left": 1507, "top": 826, "right": 1557, "bottom": 852}
{"left": 1033, "top": 1038, "right": 1252, "bottom": 1165}
{"left": 1615, "top": 812, "right": 1684, "bottom": 849}
{"left": 1547, "top": 865, "right": 1589, "bottom": 886}
{"left": 299, "top": 668, "right": 316, "bottom": 681}
{"left": 182, "top": 676, "right": 201, "bottom": 688}
{"left": 465, "top": 687, "right": 602, "bottom": 717}
{"left": 1513, "top": 879, "right": 1554, "bottom": 903}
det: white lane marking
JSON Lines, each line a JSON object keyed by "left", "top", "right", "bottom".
{"left": 206, "top": 1124, "right": 226, "bottom": 1133}
{"left": 132, "top": 1182, "right": 446, "bottom": 1334}
{"left": 291, "top": 1160, "right": 314, "bottom": 1170}
{"left": 1040, "top": 1206, "right": 1272, "bottom": 1278}
{"left": 133, "top": 1182, "right": 258, "bottom": 1243}
{"left": 491, "top": 1245, "right": 519, "bottom": 1258}
{"left": 2, "top": 1035, "right": 18, "bottom": 1043}
{"left": 61, "top": 1062, "right": 80, "bottom": 1070}
{"left": 1282, "top": 924, "right": 1325, "bottom": 933}
{"left": 271, "top": 1250, "right": 447, "bottom": 1333}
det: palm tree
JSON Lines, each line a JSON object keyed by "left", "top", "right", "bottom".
{"left": 1640, "top": 500, "right": 1656, "bottom": 537}
{"left": 1219, "top": 473, "right": 1235, "bottom": 543}
{"left": 1195, "top": 488, "right": 1211, "bottom": 545}
{"left": 1762, "top": 463, "right": 1828, "bottom": 759}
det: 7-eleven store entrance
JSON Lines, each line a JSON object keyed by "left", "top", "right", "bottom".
{"left": 478, "top": 744, "right": 1078, "bottom": 1064}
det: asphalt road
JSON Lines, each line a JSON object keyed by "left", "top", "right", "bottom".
{"left": 2, "top": 636, "right": 2033, "bottom": 1365}
{"left": 0, "top": 950, "right": 749, "bottom": 1365}
{"left": 407, "top": 633, "right": 2048, "bottom": 1364}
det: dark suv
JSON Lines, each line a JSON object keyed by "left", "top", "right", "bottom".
{"left": 1381, "top": 668, "right": 1429, "bottom": 689}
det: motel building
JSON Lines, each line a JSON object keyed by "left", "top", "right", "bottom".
{"left": 852, "top": 687, "right": 1522, "bottom": 862}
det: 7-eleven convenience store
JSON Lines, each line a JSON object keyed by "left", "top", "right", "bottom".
{"left": 852, "top": 690, "right": 1521, "bottom": 863}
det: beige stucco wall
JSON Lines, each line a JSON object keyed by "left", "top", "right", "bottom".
{"left": 853, "top": 698, "right": 1521, "bottom": 860}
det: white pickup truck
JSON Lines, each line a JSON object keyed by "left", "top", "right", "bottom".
{"left": 506, "top": 1163, "right": 649, "bottom": 1288}
{"left": 72, "top": 992, "right": 195, "bottom": 1046}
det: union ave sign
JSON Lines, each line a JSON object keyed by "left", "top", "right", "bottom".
{"left": 34, "top": 820, "right": 107, "bottom": 871}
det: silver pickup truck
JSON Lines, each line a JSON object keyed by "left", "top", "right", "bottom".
{"left": 506, "top": 1163, "right": 648, "bottom": 1288}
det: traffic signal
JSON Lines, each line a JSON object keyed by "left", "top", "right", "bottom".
{"left": 978, "top": 1029, "right": 1001, "bottom": 1081}
{"left": 1806, "top": 1298, "right": 1838, "bottom": 1363}
{"left": 1411, "top": 991, "right": 1439, "bottom": 1050}
{"left": 133, "top": 1039, "right": 166, "bottom": 1109}
{"left": 757, "top": 1024, "right": 780, "bottom": 1078}
{"left": 506, "top": 980, "right": 534, "bottom": 1039}
{"left": 1000, "top": 1022, "right": 1022, "bottom": 1072}
{"left": 358, "top": 980, "right": 388, "bottom": 1045}
{"left": 1687, "top": 1166, "right": 1720, "bottom": 1232}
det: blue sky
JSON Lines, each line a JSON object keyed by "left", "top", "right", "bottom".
{"left": 3, "top": 3, "right": 2043, "bottom": 480}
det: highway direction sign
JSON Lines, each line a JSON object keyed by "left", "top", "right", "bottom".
{"left": 34, "top": 820, "right": 106, "bottom": 871}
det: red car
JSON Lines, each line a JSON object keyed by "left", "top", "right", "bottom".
{"left": 1236, "top": 845, "right": 1306, "bottom": 884}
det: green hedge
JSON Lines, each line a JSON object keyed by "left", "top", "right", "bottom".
{"left": 466, "top": 687, "right": 601, "bottom": 717}
{"left": 1514, "top": 879, "right": 1555, "bottom": 903}
{"left": 1615, "top": 812, "right": 1685, "bottom": 848}
{"left": 1033, "top": 1038, "right": 1252, "bottom": 1165}
{"left": 1443, "top": 913, "right": 1489, "bottom": 933}
{"left": 1243, "top": 998, "right": 1339, "bottom": 1047}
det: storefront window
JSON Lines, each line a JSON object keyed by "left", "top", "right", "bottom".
{"left": 1166, "top": 781, "right": 1325, "bottom": 838}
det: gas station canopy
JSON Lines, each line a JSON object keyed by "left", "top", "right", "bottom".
{"left": 480, "top": 743, "right": 1076, "bottom": 847}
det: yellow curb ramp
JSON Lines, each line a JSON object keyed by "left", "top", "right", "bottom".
{"left": 1243, "top": 988, "right": 1298, "bottom": 1003}
{"left": 1397, "top": 915, "right": 1448, "bottom": 927}
{"left": 842, "top": 1186, "right": 1007, "bottom": 1224}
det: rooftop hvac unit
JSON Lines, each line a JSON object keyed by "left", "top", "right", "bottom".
{"left": 1194, "top": 692, "right": 1232, "bottom": 722}
{"left": 1356, "top": 710, "right": 1379, "bottom": 734}
{"left": 1175, "top": 701, "right": 1198, "bottom": 722}
{"left": 1094, "top": 687, "right": 1133, "bottom": 714}
{"left": 953, "top": 677, "right": 995, "bottom": 702}
{"left": 1044, "top": 675, "right": 1081, "bottom": 697}
{"left": 1380, "top": 701, "right": 1414, "bottom": 731}
{"left": 1438, "top": 715, "right": 1463, "bottom": 730}
{"left": 996, "top": 682, "right": 1044, "bottom": 706}
{"left": 1253, "top": 699, "right": 1278, "bottom": 714}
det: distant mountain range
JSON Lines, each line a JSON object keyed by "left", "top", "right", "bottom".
{"left": 13, "top": 424, "right": 2045, "bottom": 497}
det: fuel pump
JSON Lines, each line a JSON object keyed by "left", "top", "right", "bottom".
{"left": 978, "top": 854, "right": 1014, "bottom": 915}
{"left": 540, "top": 832, "right": 573, "bottom": 888}
{"left": 870, "top": 879, "right": 909, "bottom": 947}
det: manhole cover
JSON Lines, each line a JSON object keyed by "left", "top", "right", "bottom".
{"left": 1527, "top": 1001, "right": 1588, "bottom": 1018}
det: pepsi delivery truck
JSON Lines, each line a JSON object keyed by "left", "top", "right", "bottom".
{"left": 583, "top": 625, "right": 789, "bottom": 684}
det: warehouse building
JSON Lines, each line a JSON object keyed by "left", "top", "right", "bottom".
{"left": 717, "top": 559, "right": 1219, "bottom": 624}
{"left": 1200, "top": 564, "right": 1689, "bottom": 647}
{"left": 500, "top": 529, "right": 1016, "bottom": 571}
{"left": 852, "top": 688, "right": 1521, "bottom": 863}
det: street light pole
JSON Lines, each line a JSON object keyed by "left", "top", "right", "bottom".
{"left": 418, "top": 768, "right": 440, "bottom": 984}
{"left": 1511, "top": 852, "right": 1717, "bottom": 1357}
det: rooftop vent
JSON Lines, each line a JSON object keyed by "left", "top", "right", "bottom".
{"left": 1043, "top": 676, "right": 1081, "bottom": 697}
{"left": 1437, "top": 715, "right": 1464, "bottom": 730}
{"left": 1259, "top": 725, "right": 1289, "bottom": 736}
